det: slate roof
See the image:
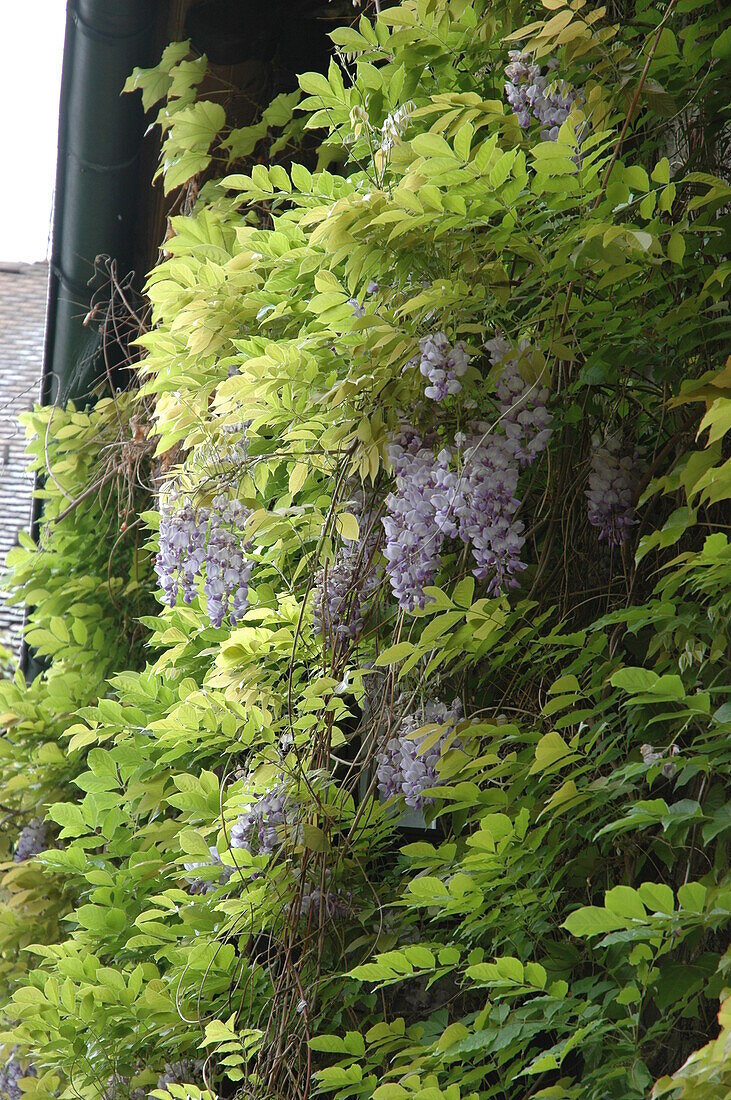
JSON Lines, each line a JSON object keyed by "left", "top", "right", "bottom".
{"left": 0, "top": 261, "right": 48, "bottom": 653}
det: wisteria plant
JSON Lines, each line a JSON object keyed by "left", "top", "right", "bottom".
{"left": 0, "top": 2, "right": 729, "bottom": 1100}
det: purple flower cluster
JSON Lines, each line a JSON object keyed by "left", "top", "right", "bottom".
{"left": 449, "top": 337, "right": 553, "bottom": 591}
{"left": 586, "top": 432, "right": 637, "bottom": 546}
{"left": 105, "top": 1076, "right": 145, "bottom": 1100}
{"left": 488, "top": 337, "right": 553, "bottom": 465}
{"left": 219, "top": 422, "right": 249, "bottom": 466}
{"left": 376, "top": 698, "right": 462, "bottom": 809}
{"left": 312, "top": 515, "right": 380, "bottom": 644}
{"left": 505, "top": 51, "right": 577, "bottom": 141}
{"left": 184, "top": 846, "right": 233, "bottom": 896}
{"left": 298, "top": 884, "right": 351, "bottom": 921}
{"left": 417, "top": 332, "right": 470, "bottom": 402}
{"left": 155, "top": 489, "right": 253, "bottom": 628}
{"left": 13, "top": 818, "right": 47, "bottom": 862}
{"left": 0, "top": 1058, "right": 35, "bottom": 1100}
{"left": 156, "top": 1061, "right": 204, "bottom": 1092}
{"left": 382, "top": 430, "right": 450, "bottom": 611}
{"left": 641, "top": 743, "right": 680, "bottom": 780}
{"left": 454, "top": 428, "right": 526, "bottom": 593}
{"left": 383, "top": 340, "right": 552, "bottom": 607}
{"left": 230, "top": 784, "right": 290, "bottom": 856}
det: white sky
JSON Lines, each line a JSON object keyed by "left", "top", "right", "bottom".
{"left": 0, "top": 2, "right": 66, "bottom": 262}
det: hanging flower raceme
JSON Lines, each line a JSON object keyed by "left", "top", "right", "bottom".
{"left": 380, "top": 100, "right": 416, "bottom": 159}
{"left": 383, "top": 338, "right": 552, "bottom": 607}
{"left": 376, "top": 698, "right": 463, "bottom": 809}
{"left": 298, "top": 883, "right": 352, "bottom": 921}
{"left": 156, "top": 1061, "right": 205, "bottom": 1093}
{"left": 312, "top": 513, "right": 381, "bottom": 645}
{"left": 13, "top": 819, "right": 47, "bottom": 862}
{"left": 155, "top": 489, "right": 253, "bottom": 628}
{"left": 417, "top": 331, "right": 470, "bottom": 402}
{"left": 382, "top": 429, "right": 450, "bottom": 611}
{"left": 230, "top": 783, "right": 291, "bottom": 856}
{"left": 447, "top": 337, "right": 553, "bottom": 592}
{"left": 0, "top": 1057, "right": 35, "bottom": 1100}
{"left": 184, "top": 845, "right": 233, "bottom": 895}
{"left": 505, "top": 51, "right": 579, "bottom": 142}
{"left": 586, "top": 431, "right": 637, "bottom": 546}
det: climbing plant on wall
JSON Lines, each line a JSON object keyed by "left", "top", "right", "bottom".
{"left": 1, "top": 2, "right": 729, "bottom": 1099}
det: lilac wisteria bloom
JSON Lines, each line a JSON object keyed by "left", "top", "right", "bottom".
{"left": 449, "top": 338, "right": 552, "bottom": 590}
{"left": 586, "top": 432, "right": 637, "bottom": 546}
{"left": 298, "top": 884, "right": 351, "bottom": 921}
{"left": 184, "top": 846, "right": 233, "bottom": 895}
{"left": 313, "top": 514, "right": 380, "bottom": 643}
{"left": 382, "top": 430, "right": 448, "bottom": 611}
{"left": 155, "top": 489, "right": 253, "bottom": 628}
{"left": 376, "top": 698, "right": 462, "bottom": 809}
{"left": 454, "top": 428, "right": 527, "bottom": 594}
{"left": 13, "top": 819, "right": 47, "bottom": 862}
{"left": 156, "top": 1060, "right": 204, "bottom": 1092}
{"left": 0, "top": 1057, "right": 35, "bottom": 1100}
{"left": 230, "top": 784, "right": 290, "bottom": 856}
{"left": 418, "top": 332, "right": 470, "bottom": 402}
{"left": 505, "top": 50, "right": 578, "bottom": 142}
{"left": 488, "top": 336, "right": 553, "bottom": 465}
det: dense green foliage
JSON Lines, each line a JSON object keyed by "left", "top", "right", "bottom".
{"left": 1, "top": 2, "right": 729, "bottom": 1099}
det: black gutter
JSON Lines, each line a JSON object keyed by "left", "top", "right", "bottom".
{"left": 23, "top": 0, "right": 164, "bottom": 677}
{"left": 41, "top": 0, "right": 160, "bottom": 410}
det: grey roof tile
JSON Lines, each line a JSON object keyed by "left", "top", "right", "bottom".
{"left": 0, "top": 262, "right": 48, "bottom": 653}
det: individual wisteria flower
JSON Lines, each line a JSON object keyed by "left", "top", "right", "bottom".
{"left": 376, "top": 698, "right": 462, "bottom": 809}
{"left": 156, "top": 1061, "right": 204, "bottom": 1093}
{"left": 230, "top": 784, "right": 290, "bottom": 855}
{"left": 586, "top": 432, "right": 637, "bottom": 546}
{"left": 155, "top": 489, "right": 253, "bottom": 628}
{"left": 184, "top": 846, "right": 233, "bottom": 896}
{"left": 382, "top": 430, "right": 448, "bottom": 611}
{"left": 312, "top": 513, "right": 380, "bottom": 644}
{"left": 380, "top": 100, "right": 416, "bottom": 159}
{"left": 417, "top": 332, "right": 470, "bottom": 402}
{"left": 13, "top": 818, "right": 47, "bottom": 862}
{"left": 347, "top": 280, "right": 380, "bottom": 317}
{"left": 641, "top": 743, "right": 680, "bottom": 779}
{"left": 505, "top": 51, "right": 578, "bottom": 141}
{"left": 0, "top": 1056, "right": 35, "bottom": 1100}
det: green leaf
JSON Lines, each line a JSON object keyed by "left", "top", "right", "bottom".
{"left": 651, "top": 157, "right": 670, "bottom": 185}
{"left": 677, "top": 882, "right": 706, "bottom": 912}
{"left": 529, "top": 731, "right": 576, "bottom": 774}
{"left": 411, "top": 133, "right": 455, "bottom": 160}
{"left": 667, "top": 233, "right": 685, "bottom": 264}
{"left": 711, "top": 27, "right": 731, "bottom": 60}
{"left": 335, "top": 512, "right": 359, "bottom": 541}
{"left": 562, "top": 906, "right": 630, "bottom": 937}
{"left": 611, "top": 667, "right": 659, "bottom": 693}
{"left": 638, "top": 882, "right": 675, "bottom": 914}
{"left": 375, "top": 642, "right": 413, "bottom": 666}
{"left": 605, "top": 886, "right": 647, "bottom": 921}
